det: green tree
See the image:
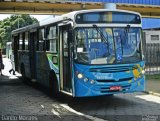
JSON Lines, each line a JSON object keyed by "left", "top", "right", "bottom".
{"left": 0, "top": 14, "right": 38, "bottom": 48}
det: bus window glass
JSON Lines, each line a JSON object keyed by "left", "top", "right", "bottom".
{"left": 75, "top": 27, "right": 142, "bottom": 64}
{"left": 47, "top": 26, "right": 56, "bottom": 39}
{"left": 25, "top": 32, "right": 28, "bottom": 50}
{"left": 63, "top": 31, "right": 68, "bottom": 50}
{"left": 46, "top": 26, "right": 57, "bottom": 52}
{"left": 19, "top": 33, "right": 23, "bottom": 50}
{"left": 75, "top": 28, "right": 115, "bottom": 64}
{"left": 38, "top": 28, "right": 45, "bottom": 51}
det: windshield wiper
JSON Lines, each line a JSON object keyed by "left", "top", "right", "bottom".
{"left": 93, "top": 24, "right": 110, "bottom": 55}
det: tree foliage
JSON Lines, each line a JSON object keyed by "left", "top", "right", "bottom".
{"left": 0, "top": 14, "right": 38, "bottom": 48}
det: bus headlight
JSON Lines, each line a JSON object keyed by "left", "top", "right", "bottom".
{"left": 77, "top": 73, "right": 83, "bottom": 79}
{"left": 84, "top": 78, "right": 88, "bottom": 83}
{"left": 142, "top": 70, "right": 145, "bottom": 74}
{"left": 90, "top": 80, "right": 95, "bottom": 84}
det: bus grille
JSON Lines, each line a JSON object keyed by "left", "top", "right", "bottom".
{"left": 90, "top": 66, "right": 137, "bottom": 73}
{"left": 97, "top": 77, "right": 133, "bottom": 83}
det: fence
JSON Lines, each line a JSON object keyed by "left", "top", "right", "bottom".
{"left": 143, "top": 43, "right": 160, "bottom": 75}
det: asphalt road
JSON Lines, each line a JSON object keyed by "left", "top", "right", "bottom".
{"left": 0, "top": 58, "right": 160, "bottom": 121}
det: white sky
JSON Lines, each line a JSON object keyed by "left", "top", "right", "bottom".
{"left": 0, "top": 14, "right": 53, "bottom": 21}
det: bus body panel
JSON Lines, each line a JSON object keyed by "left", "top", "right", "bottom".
{"left": 74, "top": 61, "right": 145, "bottom": 97}
{"left": 36, "top": 52, "right": 50, "bottom": 87}
{"left": 18, "top": 51, "right": 60, "bottom": 88}
{"left": 18, "top": 51, "right": 30, "bottom": 78}
{"left": 35, "top": 52, "right": 59, "bottom": 87}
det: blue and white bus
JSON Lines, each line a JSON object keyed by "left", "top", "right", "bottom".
{"left": 12, "top": 8, "right": 145, "bottom": 97}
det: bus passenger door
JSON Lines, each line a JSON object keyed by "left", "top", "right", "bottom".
{"left": 59, "top": 24, "right": 73, "bottom": 93}
{"left": 29, "top": 31, "right": 37, "bottom": 80}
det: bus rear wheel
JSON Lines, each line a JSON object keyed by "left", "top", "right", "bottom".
{"left": 49, "top": 71, "right": 59, "bottom": 97}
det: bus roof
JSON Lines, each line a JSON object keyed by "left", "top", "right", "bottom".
{"left": 40, "top": 9, "right": 141, "bottom": 26}
{"left": 12, "top": 23, "right": 39, "bottom": 35}
{"left": 12, "top": 9, "right": 141, "bottom": 35}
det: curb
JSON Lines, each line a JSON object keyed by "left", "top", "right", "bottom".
{"left": 144, "top": 91, "right": 160, "bottom": 97}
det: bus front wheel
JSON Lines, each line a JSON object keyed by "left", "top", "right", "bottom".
{"left": 49, "top": 71, "right": 59, "bottom": 97}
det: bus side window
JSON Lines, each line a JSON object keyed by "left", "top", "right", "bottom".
{"left": 38, "top": 28, "right": 45, "bottom": 51}
{"left": 25, "top": 32, "right": 29, "bottom": 50}
{"left": 19, "top": 33, "right": 23, "bottom": 50}
{"left": 46, "top": 26, "right": 57, "bottom": 52}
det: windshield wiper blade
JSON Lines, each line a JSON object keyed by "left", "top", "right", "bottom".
{"left": 93, "top": 25, "right": 109, "bottom": 43}
{"left": 93, "top": 24, "right": 110, "bottom": 55}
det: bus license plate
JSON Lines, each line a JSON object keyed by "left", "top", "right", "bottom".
{"left": 110, "top": 86, "right": 122, "bottom": 91}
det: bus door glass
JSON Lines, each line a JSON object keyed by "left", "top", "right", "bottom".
{"left": 59, "top": 24, "right": 72, "bottom": 93}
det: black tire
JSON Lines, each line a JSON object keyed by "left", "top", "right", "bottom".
{"left": 20, "top": 64, "right": 26, "bottom": 82}
{"left": 49, "top": 71, "right": 59, "bottom": 97}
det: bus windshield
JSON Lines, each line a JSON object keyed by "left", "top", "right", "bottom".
{"left": 75, "top": 27, "right": 142, "bottom": 64}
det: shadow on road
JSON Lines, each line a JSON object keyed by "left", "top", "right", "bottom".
{"left": 1, "top": 73, "right": 160, "bottom": 121}
{"left": 1, "top": 58, "right": 160, "bottom": 121}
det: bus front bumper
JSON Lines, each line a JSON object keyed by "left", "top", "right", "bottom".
{"left": 74, "top": 76, "right": 145, "bottom": 97}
